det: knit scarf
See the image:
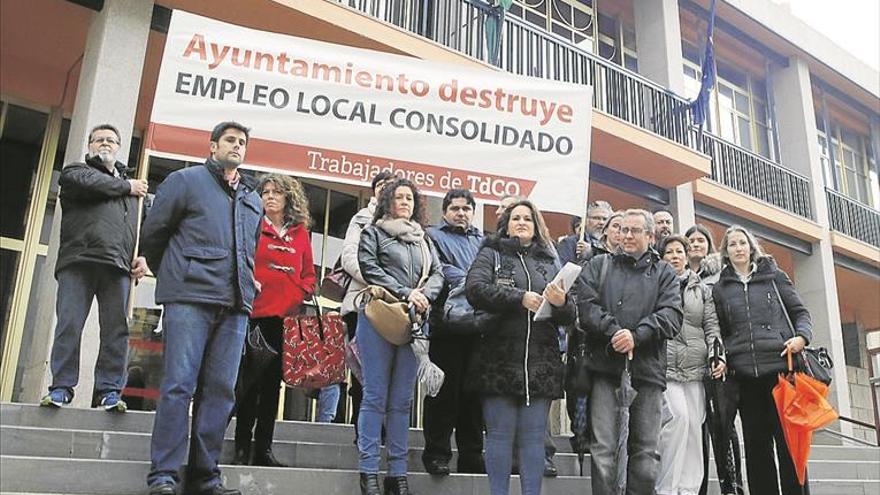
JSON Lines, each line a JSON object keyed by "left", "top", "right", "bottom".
{"left": 375, "top": 217, "right": 425, "bottom": 243}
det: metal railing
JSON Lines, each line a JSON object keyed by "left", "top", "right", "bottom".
{"left": 693, "top": 130, "right": 814, "bottom": 219}
{"left": 340, "top": 0, "right": 818, "bottom": 219}
{"left": 826, "top": 189, "right": 880, "bottom": 248}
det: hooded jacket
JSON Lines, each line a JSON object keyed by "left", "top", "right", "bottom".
{"left": 666, "top": 270, "right": 723, "bottom": 383}
{"left": 465, "top": 236, "right": 576, "bottom": 403}
{"left": 712, "top": 256, "right": 812, "bottom": 378}
{"left": 56, "top": 155, "right": 138, "bottom": 276}
{"left": 576, "top": 250, "right": 683, "bottom": 390}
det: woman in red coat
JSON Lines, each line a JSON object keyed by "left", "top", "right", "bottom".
{"left": 233, "top": 173, "right": 316, "bottom": 466}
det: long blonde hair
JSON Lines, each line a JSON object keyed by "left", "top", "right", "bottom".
{"left": 256, "top": 174, "right": 311, "bottom": 227}
{"left": 720, "top": 225, "right": 765, "bottom": 266}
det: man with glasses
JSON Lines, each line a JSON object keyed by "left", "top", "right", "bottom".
{"left": 557, "top": 200, "right": 612, "bottom": 265}
{"left": 576, "top": 209, "right": 683, "bottom": 494}
{"left": 40, "top": 124, "right": 149, "bottom": 411}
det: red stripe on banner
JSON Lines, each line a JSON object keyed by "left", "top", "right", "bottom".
{"left": 122, "top": 387, "right": 161, "bottom": 400}
{"left": 146, "top": 122, "right": 536, "bottom": 201}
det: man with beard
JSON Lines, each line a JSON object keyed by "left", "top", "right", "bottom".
{"left": 653, "top": 209, "right": 675, "bottom": 242}
{"left": 40, "top": 124, "right": 149, "bottom": 411}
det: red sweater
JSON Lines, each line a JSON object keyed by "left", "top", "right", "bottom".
{"left": 251, "top": 218, "right": 316, "bottom": 318}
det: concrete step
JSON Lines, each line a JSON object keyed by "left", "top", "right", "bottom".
{"left": 2, "top": 455, "right": 878, "bottom": 495}
{"left": 4, "top": 402, "right": 879, "bottom": 462}
{"left": 4, "top": 424, "right": 879, "bottom": 482}
{"left": 0, "top": 455, "right": 588, "bottom": 495}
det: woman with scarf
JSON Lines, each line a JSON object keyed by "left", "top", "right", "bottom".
{"left": 465, "top": 199, "right": 575, "bottom": 495}
{"left": 655, "top": 234, "right": 725, "bottom": 495}
{"left": 233, "top": 173, "right": 315, "bottom": 467}
{"left": 356, "top": 178, "right": 444, "bottom": 495}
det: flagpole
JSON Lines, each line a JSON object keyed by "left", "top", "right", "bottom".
{"left": 126, "top": 131, "right": 152, "bottom": 320}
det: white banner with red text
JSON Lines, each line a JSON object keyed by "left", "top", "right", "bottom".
{"left": 148, "top": 10, "right": 592, "bottom": 215}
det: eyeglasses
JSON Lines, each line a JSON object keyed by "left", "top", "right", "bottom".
{"left": 90, "top": 137, "right": 119, "bottom": 145}
{"left": 620, "top": 227, "right": 646, "bottom": 236}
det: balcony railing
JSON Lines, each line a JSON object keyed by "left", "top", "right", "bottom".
{"left": 340, "top": 0, "right": 817, "bottom": 219}
{"left": 694, "top": 131, "right": 813, "bottom": 219}
{"left": 826, "top": 189, "right": 880, "bottom": 248}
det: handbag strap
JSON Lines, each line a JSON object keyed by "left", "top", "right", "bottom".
{"left": 301, "top": 297, "right": 326, "bottom": 341}
{"left": 771, "top": 279, "right": 796, "bottom": 337}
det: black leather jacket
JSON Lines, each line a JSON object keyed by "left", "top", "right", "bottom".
{"left": 357, "top": 224, "right": 444, "bottom": 303}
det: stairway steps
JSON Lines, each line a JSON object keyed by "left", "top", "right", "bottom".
{"left": 3, "top": 402, "right": 879, "bottom": 495}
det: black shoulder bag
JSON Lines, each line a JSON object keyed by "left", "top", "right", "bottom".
{"left": 772, "top": 280, "right": 834, "bottom": 385}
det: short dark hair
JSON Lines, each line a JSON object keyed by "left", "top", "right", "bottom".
{"left": 88, "top": 124, "right": 120, "bottom": 143}
{"left": 652, "top": 207, "right": 673, "bottom": 216}
{"left": 210, "top": 121, "right": 250, "bottom": 143}
{"left": 370, "top": 171, "right": 395, "bottom": 193}
{"left": 658, "top": 234, "right": 691, "bottom": 256}
{"left": 442, "top": 189, "right": 475, "bottom": 212}
{"left": 373, "top": 178, "right": 426, "bottom": 225}
{"left": 569, "top": 215, "right": 581, "bottom": 231}
{"left": 684, "top": 224, "right": 716, "bottom": 254}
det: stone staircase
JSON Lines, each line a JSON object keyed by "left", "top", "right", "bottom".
{"left": 1, "top": 403, "right": 878, "bottom": 494}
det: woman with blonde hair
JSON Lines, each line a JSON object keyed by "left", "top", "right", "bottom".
{"left": 233, "top": 173, "right": 315, "bottom": 467}
{"left": 712, "top": 225, "right": 812, "bottom": 495}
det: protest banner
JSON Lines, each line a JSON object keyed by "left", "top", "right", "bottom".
{"left": 148, "top": 10, "right": 592, "bottom": 215}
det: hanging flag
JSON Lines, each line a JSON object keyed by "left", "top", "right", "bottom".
{"left": 690, "top": 0, "right": 717, "bottom": 129}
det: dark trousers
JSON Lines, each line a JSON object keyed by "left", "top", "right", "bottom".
{"left": 736, "top": 374, "right": 809, "bottom": 495}
{"left": 234, "top": 316, "right": 284, "bottom": 455}
{"left": 49, "top": 264, "right": 131, "bottom": 402}
{"left": 422, "top": 335, "right": 484, "bottom": 468}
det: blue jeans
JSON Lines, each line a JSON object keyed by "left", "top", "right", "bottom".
{"left": 483, "top": 396, "right": 550, "bottom": 495}
{"left": 356, "top": 311, "right": 418, "bottom": 476}
{"left": 317, "top": 384, "right": 341, "bottom": 422}
{"left": 589, "top": 374, "right": 663, "bottom": 495}
{"left": 147, "top": 303, "right": 247, "bottom": 491}
{"left": 49, "top": 264, "right": 130, "bottom": 401}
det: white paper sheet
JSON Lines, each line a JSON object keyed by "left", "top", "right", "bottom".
{"left": 533, "top": 262, "right": 583, "bottom": 321}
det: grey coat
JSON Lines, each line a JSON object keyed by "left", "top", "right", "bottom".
{"left": 666, "top": 270, "right": 723, "bottom": 383}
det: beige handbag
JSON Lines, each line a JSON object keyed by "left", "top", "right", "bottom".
{"left": 358, "top": 240, "right": 431, "bottom": 345}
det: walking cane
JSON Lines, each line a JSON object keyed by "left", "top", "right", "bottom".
{"left": 125, "top": 146, "right": 151, "bottom": 320}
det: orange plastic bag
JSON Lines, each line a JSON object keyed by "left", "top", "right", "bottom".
{"left": 773, "top": 350, "right": 839, "bottom": 486}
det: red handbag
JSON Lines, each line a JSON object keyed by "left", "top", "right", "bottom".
{"left": 282, "top": 300, "right": 346, "bottom": 389}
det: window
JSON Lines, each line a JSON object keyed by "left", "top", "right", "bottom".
{"left": 843, "top": 322, "right": 862, "bottom": 368}
{"left": 681, "top": 41, "right": 775, "bottom": 160}
{"left": 509, "top": 0, "right": 595, "bottom": 50}
{"left": 817, "top": 119, "right": 878, "bottom": 208}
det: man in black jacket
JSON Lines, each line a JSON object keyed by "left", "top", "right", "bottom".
{"left": 422, "top": 189, "right": 485, "bottom": 475}
{"left": 577, "top": 208, "right": 682, "bottom": 495}
{"left": 40, "top": 124, "right": 148, "bottom": 411}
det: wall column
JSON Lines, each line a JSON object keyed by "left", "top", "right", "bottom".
{"left": 633, "top": 0, "right": 695, "bottom": 229}
{"left": 16, "top": 0, "right": 154, "bottom": 405}
{"left": 771, "top": 56, "right": 852, "bottom": 430}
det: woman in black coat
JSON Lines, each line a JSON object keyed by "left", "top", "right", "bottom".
{"left": 465, "top": 199, "right": 575, "bottom": 495}
{"left": 712, "top": 225, "right": 812, "bottom": 495}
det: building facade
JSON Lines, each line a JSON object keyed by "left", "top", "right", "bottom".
{"left": 1, "top": 0, "right": 878, "bottom": 441}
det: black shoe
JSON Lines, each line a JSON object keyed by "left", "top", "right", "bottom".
{"left": 423, "top": 458, "right": 450, "bottom": 476}
{"left": 457, "top": 455, "right": 486, "bottom": 474}
{"left": 543, "top": 457, "right": 558, "bottom": 478}
{"left": 252, "top": 450, "right": 287, "bottom": 467}
{"left": 197, "top": 484, "right": 241, "bottom": 495}
{"left": 383, "top": 476, "right": 411, "bottom": 495}
{"left": 148, "top": 482, "right": 176, "bottom": 495}
{"left": 359, "top": 473, "right": 381, "bottom": 495}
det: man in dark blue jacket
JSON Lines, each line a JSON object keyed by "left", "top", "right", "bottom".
{"left": 141, "top": 122, "right": 262, "bottom": 495}
{"left": 40, "top": 124, "right": 149, "bottom": 411}
{"left": 422, "top": 189, "right": 485, "bottom": 475}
